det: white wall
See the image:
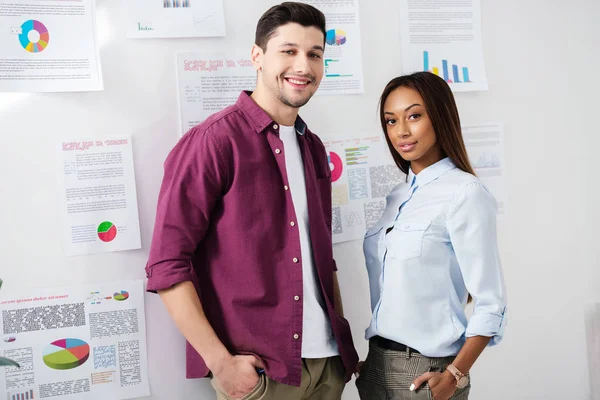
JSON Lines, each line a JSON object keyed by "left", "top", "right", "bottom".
{"left": 1, "top": 0, "right": 599, "bottom": 399}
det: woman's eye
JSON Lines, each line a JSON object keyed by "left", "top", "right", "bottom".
{"left": 408, "top": 114, "right": 421, "bottom": 120}
{"left": 386, "top": 119, "right": 396, "bottom": 125}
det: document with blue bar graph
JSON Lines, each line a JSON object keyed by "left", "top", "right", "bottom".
{"left": 398, "top": 0, "right": 488, "bottom": 92}
{"left": 462, "top": 124, "right": 507, "bottom": 215}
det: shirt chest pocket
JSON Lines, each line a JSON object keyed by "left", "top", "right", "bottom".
{"left": 386, "top": 220, "right": 431, "bottom": 261}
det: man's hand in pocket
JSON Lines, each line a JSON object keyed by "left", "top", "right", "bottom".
{"left": 212, "top": 354, "right": 264, "bottom": 398}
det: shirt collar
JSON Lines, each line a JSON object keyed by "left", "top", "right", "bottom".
{"left": 235, "top": 91, "right": 307, "bottom": 135}
{"left": 410, "top": 157, "right": 456, "bottom": 188}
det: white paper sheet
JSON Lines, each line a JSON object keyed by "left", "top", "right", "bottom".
{"left": 176, "top": 52, "right": 256, "bottom": 135}
{"left": 0, "top": 0, "right": 103, "bottom": 92}
{"left": 399, "top": 0, "right": 488, "bottom": 92}
{"left": 126, "top": 0, "right": 226, "bottom": 39}
{"left": 0, "top": 280, "right": 150, "bottom": 400}
{"left": 463, "top": 124, "right": 507, "bottom": 214}
{"left": 586, "top": 303, "right": 600, "bottom": 400}
{"left": 58, "top": 137, "right": 141, "bottom": 256}
{"left": 323, "top": 135, "right": 404, "bottom": 244}
{"left": 304, "top": 0, "right": 365, "bottom": 95}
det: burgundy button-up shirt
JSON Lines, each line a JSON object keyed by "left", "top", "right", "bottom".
{"left": 146, "top": 91, "right": 358, "bottom": 386}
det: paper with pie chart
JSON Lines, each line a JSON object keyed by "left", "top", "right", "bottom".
{"left": 0, "top": 280, "right": 149, "bottom": 400}
{"left": 58, "top": 136, "right": 141, "bottom": 256}
{"left": 0, "top": 0, "right": 103, "bottom": 92}
{"left": 322, "top": 135, "right": 404, "bottom": 244}
{"left": 304, "top": 0, "right": 365, "bottom": 95}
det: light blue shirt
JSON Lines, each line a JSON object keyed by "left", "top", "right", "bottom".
{"left": 364, "top": 157, "right": 507, "bottom": 357}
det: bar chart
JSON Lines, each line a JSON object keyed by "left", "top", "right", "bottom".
{"left": 8, "top": 389, "right": 34, "bottom": 400}
{"left": 345, "top": 147, "right": 369, "bottom": 166}
{"left": 163, "top": 0, "right": 190, "bottom": 7}
{"left": 423, "top": 51, "right": 471, "bottom": 84}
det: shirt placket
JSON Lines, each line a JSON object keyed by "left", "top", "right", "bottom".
{"left": 264, "top": 124, "right": 304, "bottom": 368}
{"left": 373, "top": 181, "right": 419, "bottom": 330}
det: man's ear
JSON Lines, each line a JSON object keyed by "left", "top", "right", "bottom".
{"left": 251, "top": 44, "right": 263, "bottom": 72}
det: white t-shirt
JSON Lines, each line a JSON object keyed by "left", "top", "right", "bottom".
{"left": 279, "top": 124, "right": 339, "bottom": 358}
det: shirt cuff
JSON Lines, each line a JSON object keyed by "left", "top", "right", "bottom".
{"left": 145, "top": 263, "right": 194, "bottom": 293}
{"left": 465, "top": 307, "right": 507, "bottom": 346}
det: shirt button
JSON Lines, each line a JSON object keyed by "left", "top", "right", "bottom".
{"left": 273, "top": 124, "right": 278, "bottom": 130}
{"left": 293, "top": 334, "right": 299, "bottom": 340}
{"left": 293, "top": 258, "right": 299, "bottom": 263}
{"left": 275, "top": 149, "right": 281, "bottom": 154}
{"left": 294, "top": 295, "right": 300, "bottom": 301}
{"left": 284, "top": 185, "right": 289, "bottom": 191}
{"left": 290, "top": 221, "right": 295, "bottom": 227}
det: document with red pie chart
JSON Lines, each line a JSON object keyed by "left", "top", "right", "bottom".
{"left": 57, "top": 136, "right": 141, "bottom": 256}
{"left": 321, "top": 135, "right": 404, "bottom": 244}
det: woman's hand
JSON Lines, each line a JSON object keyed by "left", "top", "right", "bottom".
{"left": 411, "top": 370, "right": 457, "bottom": 400}
{"left": 354, "top": 361, "right": 365, "bottom": 378}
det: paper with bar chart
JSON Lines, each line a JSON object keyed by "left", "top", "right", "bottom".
{"left": 57, "top": 136, "right": 141, "bottom": 256}
{"left": 463, "top": 124, "right": 507, "bottom": 214}
{"left": 399, "top": 0, "right": 488, "bottom": 92}
{"left": 176, "top": 52, "right": 256, "bottom": 134}
{"left": 322, "top": 135, "right": 404, "bottom": 244}
{"left": 0, "top": 0, "right": 103, "bottom": 92}
{"left": 126, "top": 0, "right": 225, "bottom": 38}
{"left": 0, "top": 280, "right": 149, "bottom": 400}
{"left": 304, "top": 0, "right": 365, "bottom": 95}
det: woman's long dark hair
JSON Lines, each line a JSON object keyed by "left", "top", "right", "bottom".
{"left": 379, "top": 72, "right": 475, "bottom": 303}
{"left": 379, "top": 72, "right": 475, "bottom": 177}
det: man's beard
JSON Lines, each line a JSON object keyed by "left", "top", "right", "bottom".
{"left": 273, "top": 74, "right": 318, "bottom": 108}
{"left": 278, "top": 91, "right": 312, "bottom": 108}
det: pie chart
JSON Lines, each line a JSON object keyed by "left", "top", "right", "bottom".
{"left": 19, "top": 20, "right": 49, "bottom": 53}
{"left": 326, "top": 29, "right": 347, "bottom": 46}
{"left": 328, "top": 151, "right": 344, "bottom": 183}
{"left": 114, "top": 290, "right": 129, "bottom": 301}
{"left": 97, "top": 221, "right": 117, "bottom": 242}
{"left": 43, "top": 338, "right": 90, "bottom": 370}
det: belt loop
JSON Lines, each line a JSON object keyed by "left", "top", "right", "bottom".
{"left": 406, "top": 346, "right": 410, "bottom": 359}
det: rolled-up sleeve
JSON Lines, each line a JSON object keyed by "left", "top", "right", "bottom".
{"left": 146, "top": 128, "right": 229, "bottom": 292}
{"left": 447, "top": 182, "right": 507, "bottom": 346}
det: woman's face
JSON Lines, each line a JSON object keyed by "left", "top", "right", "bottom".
{"left": 383, "top": 86, "right": 443, "bottom": 174}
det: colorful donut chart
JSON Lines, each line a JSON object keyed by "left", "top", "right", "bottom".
{"left": 19, "top": 20, "right": 50, "bottom": 53}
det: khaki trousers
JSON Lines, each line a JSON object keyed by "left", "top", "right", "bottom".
{"left": 212, "top": 356, "right": 345, "bottom": 400}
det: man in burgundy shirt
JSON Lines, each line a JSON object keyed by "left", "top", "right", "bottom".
{"left": 145, "top": 2, "right": 358, "bottom": 399}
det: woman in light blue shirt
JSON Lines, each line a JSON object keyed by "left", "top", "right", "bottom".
{"left": 356, "top": 72, "right": 507, "bottom": 400}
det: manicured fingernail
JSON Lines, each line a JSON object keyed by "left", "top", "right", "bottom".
{"left": 410, "top": 384, "right": 416, "bottom": 391}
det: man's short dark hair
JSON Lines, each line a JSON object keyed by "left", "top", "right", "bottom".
{"left": 255, "top": 2, "right": 326, "bottom": 51}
